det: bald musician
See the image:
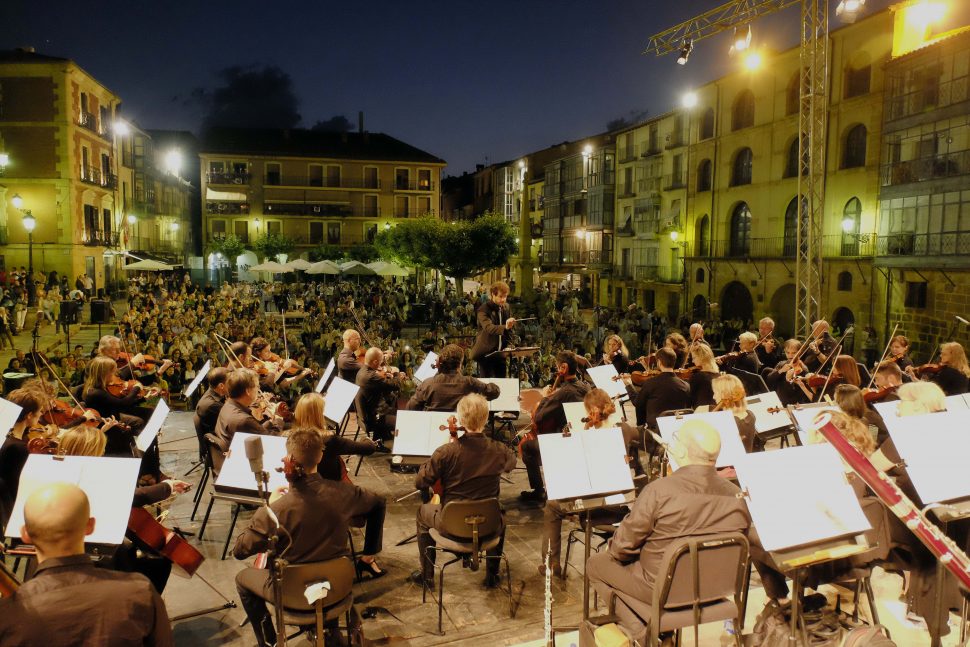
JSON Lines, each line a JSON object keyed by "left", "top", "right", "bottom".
{"left": 356, "top": 347, "right": 403, "bottom": 452}
{"left": 407, "top": 343, "right": 500, "bottom": 411}
{"left": 0, "top": 483, "right": 173, "bottom": 646}
{"left": 336, "top": 329, "right": 363, "bottom": 382}
{"left": 470, "top": 281, "right": 516, "bottom": 378}
{"left": 586, "top": 421, "right": 751, "bottom": 645}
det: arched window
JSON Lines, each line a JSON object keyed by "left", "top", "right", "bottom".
{"left": 786, "top": 72, "right": 800, "bottom": 116}
{"left": 696, "top": 159, "right": 712, "bottom": 192}
{"left": 784, "top": 138, "right": 800, "bottom": 178}
{"left": 695, "top": 214, "right": 710, "bottom": 256}
{"left": 700, "top": 107, "right": 715, "bottom": 140}
{"left": 732, "top": 89, "right": 755, "bottom": 131}
{"left": 730, "top": 203, "right": 752, "bottom": 256}
{"left": 783, "top": 197, "right": 801, "bottom": 257}
{"left": 841, "top": 197, "right": 862, "bottom": 255}
{"left": 837, "top": 271, "right": 853, "bottom": 291}
{"left": 731, "top": 148, "right": 753, "bottom": 186}
{"left": 842, "top": 125, "right": 867, "bottom": 169}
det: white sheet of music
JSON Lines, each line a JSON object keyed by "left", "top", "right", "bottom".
{"left": 585, "top": 364, "right": 628, "bottom": 400}
{"left": 324, "top": 377, "right": 359, "bottom": 423}
{"left": 884, "top": 409, "right": 970, "bottom": 504}
{"left": 788, "top": 402, "right": 839, "bottom": 446}
{"left": 6, "top": 455, "right": 141, "bottom": 545}
{"left": 393, "top": 410, "right": 457, "bottom": 456}
{"left": 656, "top": 411, "right": 747, "bottom": 469}
{"left": 735, "top": 444, "right": 871, "bottom": 552}
{"left": 0, "top": 397, "right": 23, "bottom": 439}
{"left": 136, "top": 399, "right": 169, "bottom": 453}
{"left": 413, "top": 352, "right": 438, "bottom": 384}
{"left": 480, "top": 377, "right": 520, "bottom": 412}
{"left": 183, "top": 360, "right": 211, "bottom": 398}
{"left": 216, "top": 432, "right": 289, "bottom": 495}
{"left": 314, "top": 358, "right": 336, "bottom": 394}
{"left": 945, "top": 394, "right": 970, "bottom": 411}
{"left": 744, "top": 391, "right": 790, "bottom": 433}
{"left": 562, "top": 401, "right": 621, "bottom": 431}
{"left": 539, "top": 427, "right": 634, "bottom": 501}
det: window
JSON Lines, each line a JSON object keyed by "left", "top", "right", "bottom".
{"left": 905, "top": 281, "right": 927, "bottom": 308}
{"left": 327, "top": 222, "right": 341, "bottom": 245}
{"left": 418, "top": 169, "right": 432, "bottom": 191}
{"left": 267, "top": 221, "right": 281, "bottom": 235}
{"left": 731, "top": 148, "right": 753, "bottom": 186}
{"left": 309, "top": 221, "right": 324, "bottom": 244}
{"left": 265, "top": 162, "right": 281, "bottom": 185}
{"left": 695, "top": 268, "right": 705, "bottom": 283}
{"left": 694, "top": 215, "right": 710, "bottom": 256}
{"left": 102, "top": 208, "right": 112, "bottom": 238}
{"left": 648, "top": 125, "right": 659, "bottom": 153}
{"left": 83, "top": 204, "right": 98, "bottom": 240}
{"left": 842, "top": 125, "right": 867, "bottom": 169}
{"left": 837, "top": 271, "right": 853, "bottom": 291}
{"left": 308, "top": 164, "right": 323, "bottom": 187}
{"left": 363, "top": 195, "right": 379, "bottom": 218}
{"left": 395, "top": 196, "right": 409, "bottom": 217}
{"left": 700, "top": 108, "right": 715, "bottom": 140}
{"left": 395, "top": 168, "right": 410, "bottom": 190}
{"left": 418, "top": 196, "right": 432, "bottom": 215}
{"left": 784, "top": 137, "right": 807, "bottom": 179}
{"left": 783, "top": 197, "right": 801, "bottom": 257}
{"left": 364, "top": 166, "right": 379, "bottom": 189}
{"left": 844, "top": 65, "right": 871, "bottom": 98}
{"left": 326, "top": 165, "right": 340, "bottom": 187}
{"left": 786, "top": 73, "right": 800, "bottom": 116}
{"left": 696, "top": 159, "right": 712, "bottom": 192}
{"left": 211, "top": 220, "right": 227, "bottom": 237}
{"left": 731, "top": 89, "right": 755, "bottom": 131}
{"left": 730, "top": 203, "right": 752, "bottom": 256}
{"left": 209, "top": 161, "right": 225, "bottom": 174}
{"left": 366, "top": 223, "right": 377, "bottom": 243}
{"left": 841, "top": 197, "right": 862, "bottom": 255}
{"left": 234, "top": 220, "right": 249, "bottom": 243}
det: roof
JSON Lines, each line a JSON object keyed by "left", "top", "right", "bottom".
{"left": 200, "top": 127, "right": 446, "bottom": 164}
{"left": 0, "top": 49, "right": 70, "bottom": 64}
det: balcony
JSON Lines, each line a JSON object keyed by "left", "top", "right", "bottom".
{"left": 618, "top": 146, "right": 638, "bottom": 163}
{"left": 77, "top": 112, "right": 110, "bottom": 140}
{"left": 587, "top": 249, "right": 612, "bottom": 267}
{"left": 261, "top": 175, "right": 382, "bottom": 189}
{"left": 875, "top": 231, "right": 970, "bottom": 258}
{"left": 634, "top": 266, "right": 683, "bottom": 283}
{"left": 662, "top": 173, "right": 685, "bottom": 191}
{"left": 883, "top": 151, "right": 970, "bottom": 187}
{"left": 886, "top": 74, "right": 968, "bottom": 122}
{"left": 394, "top": 180, "right": 434, "bottom": 192}
{"left": 641, "top": 142, "right": 662, "bottom": 157}
{"left": 80, "top": 166, "right": 117, "bottom": 190}
{"left": 83, "top": 230, "right": 120, "bottom": 247}
{"left": 134, "top": 200, "right": 159, "bottom": 215}
{"left": 206, "top": 202, "right": 250, "bottom": 215}
{"left": 207, "top": 171, "right": 251, "bottom": 185}
{"left": 263, "top": 203, "right": 353, "bottom": 217}
{"left": 665, "top": 131, "right": 688, "bottom": 149}
{"left": 685, "top": 234, "right": 876, "bottom": 259}
{"left": 618, "top": 184, "right": 636, "bottom": 199}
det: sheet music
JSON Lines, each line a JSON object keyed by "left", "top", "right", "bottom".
{"left": 744, "top": 391, "right": 790, "bottom": 433}
{"left": 0, "top": 396, "right": 23, "bottom": 439}
{"left": 735, "top": 444, "right": 871, "bottom": 552}
{"left": 562, "top": 401, "right": 621, "bottom": 431}
{"left": 6, "top": 455, "right": 141, "bottom": 545}
{"left": 538, "top": 428, "right": 634, "bottom": 501}
{"left": 480, "top": 377, "right": 519, "bottom": 412}
{"left": 656, "top": 411, "right": 747, "bottom": 469}
{"left": 135, "top": 399, "right": 169, "bottom": 453}
{"left": 314, "top": 358, "right": 336, "bottom": 394}
{"left": 215, "top": 432, "right": 289, "bottom": 495}
{"left": 183, "top": 360, "right": 211, "bottom": 398}
{"left": 585, "top": 364, "right": 628, "bottom": 400}
{"left": 392, "top": 410, "right": 456, "bottom": 456}
{"left": 884, "top": 409, "right": 970, "bottom": 504}
{"left": 945, "top": 394, "right": 970, "bottom": 411}
{"left": 788, "top": 402, "right": 839, "bottom": 446}
{"left": 324, "top": 377, "right": 359, "bottom": 423}
{"left": 413, "top": 352, "right": 438, "bottom": 384}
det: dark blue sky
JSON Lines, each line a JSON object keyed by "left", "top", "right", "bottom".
{"left": 2, "top": 0, "right": 964, "bottom": 175}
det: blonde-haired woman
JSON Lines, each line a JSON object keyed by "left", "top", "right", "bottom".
{"left": 292, "top": 392, "right": 388, "bottom": 580}
{"left": 688, "top": 344, "right": 720, "bottom": 409}
{"left": 712, "top": 374, "right": 759, "bottom": 452}
{"left": 908, "top": 342, "right": 970, "bottom": 396}
{"left": 602, "top": 334, "right": 639, "bottom": 374}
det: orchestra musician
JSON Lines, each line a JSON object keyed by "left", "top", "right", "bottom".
{"left": 907, "top": 341, "right": 970, "bottom": 396}
{"left": 869, "top": 360, "right": 904, "bottom": 403}
{"left": 470, "top": 281, "right": 516, "bottom": 378}
{"left": 195, "top": 367, "right": 228, "bottom": 438}
{"left": 834, "top": 384, "right": 889, "bottom": 448}
{"left": 586, "top": 420, "right": 751, "bottom": 646}
{"left": 688, "top": 323, "right": 710, "bottom": 348}
{"left": 213, "top": 368, "right": 283, "bottom": 451}
{"left": 520, "top": 351, "right": 590, "bottom": 503}
{"left": 0, "top": 483, "right": 174, "bottom": 647}
{"left": 226, "top": 341, "right": 251, "bottom": 371}
{"left": 601, "top": 334, "right": 641, "bottom": 374}
{"left": 888, "top": 334, "right": 914, "bottom": 372}
{"left": 625, "top": 348, "right": 690, "bottom": 433}
{"left": 406, "top": 343, "right": 500, "bottom": 411}
{"left": 336, "top": 329, "right": 364, "bottom": 383}
{"left": 232, "top": 429, "right": 357, "bottom": 647}
{"left": 356, "top": 347, "right": 403, "bottom": 453}
{"left": 804, "top": 320, "right": 839, "bottom": 372}
{"left": 763, "top": 338, "right": 809, "bottom": 405}
{"left": 410, "top": 394, "right": 516, "bottom": 588}
{"left": 664, "top": 333, "right": 689, "bottom": 368}
{"left": 755, "top": 317, "right": 782, "bottom": 368}
{"left": 97, "top": 335, "right": 172, "bottom": 386}
{"left": 687, "top": 344, "right": 719, "bottom": 409}
{"left": 0, "top": 389, "right": 45, "bottom": 527}
{"left": 711, "top": 374, "right": 759, "bottom": 453}
{"left": 250, "top": 337, "right": 311, "bottom": 390}
{"left": 732, "top": 332, "right": 762, "bottom": 375}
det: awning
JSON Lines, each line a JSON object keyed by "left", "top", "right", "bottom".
{"left": 539, "top": 272, "right": 570, "bottom": 282}
{"left": 205, "top": 187, "right": 247, "bottom": 201}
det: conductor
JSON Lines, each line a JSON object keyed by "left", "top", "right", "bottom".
{"left": 470, "top": 281, "right": 516, "bottom": 378}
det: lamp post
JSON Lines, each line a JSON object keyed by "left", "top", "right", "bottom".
{"left": 11, "top": 194, "right": 36, "bottom": 307}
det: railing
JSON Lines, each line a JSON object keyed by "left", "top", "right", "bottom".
{"left": 618, "top": 146, "right": 638, "bottom": 163}
{"left": 80, "top": 166, "right": 117, "bottom": 189}
{"left": 83, "top": 231, "right": 120, "bottom": 247}
{"left": 394, "top": 180, "right": 434, "bottom": 191}
{"left": 666, "top": 130, "right": 688, "bottom": 149}
{"left": 77, "top": 111, "right": 109, "bottom": 138}
{"left": 875, "top": 231, "right": 970, "bottom": 257}
{"left": 618, "top": 184, "right": 636, "bottom": 198}
{"left": 641, "top": 142, "right": 662, "bottom": 157}
{"left": 662, "top": 173, "right": 685, "bottom": 191}
{"left": 886, "top": 74, "right": 968, "bottom": 122}
{"left": 207, "top": 171, "right": 251, "bottom": 185}
{"left": 637, "top": 178, "right": 661, "bottom": 194}
{"left": 634, "top": 266, "right": 683, "bottom": 283}
{"left": 134, "top": 200, "right": 158, "bottom": 215}
{"left": 587, "top": 249, "right": 612, "bottom": 265}
{"left": 262, "top": 175, "right": 383, "bottom": 189}
{"left": 882, "top": 150, "right": 970, "bottom": 186}
{"left": 206, "top": 202, "right": 250, "bottom": 214}
{"left": 685, "top": 234, "right": 877, "bottom": 258}
{"left": 393, "top": 208, "right": 432, "bottom": 218}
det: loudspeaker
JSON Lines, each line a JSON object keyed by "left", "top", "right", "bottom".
{"left": 59, "top": 300, "right": 81, "bottom": 323}
{"left": 90, "top": 300, "right": 111, "bottom": 324}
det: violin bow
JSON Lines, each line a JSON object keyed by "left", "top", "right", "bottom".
{"left": 865, "top": 322, "right": 899, "bottom": 391}
{"left": 680, "top": 336, "right": 697, "bottom": 369}
{"left": 813, "top": 326, "right": 855, "bottom": 402}
{"left": 36, "top": 350, "right": 85, "bottom": 410}
{"left": 213, "top": 333, "right": 243, "bottom": 368}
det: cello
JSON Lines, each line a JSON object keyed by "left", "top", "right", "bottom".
{"left": 127, "top": 506, "right": 204, "bottom": 578}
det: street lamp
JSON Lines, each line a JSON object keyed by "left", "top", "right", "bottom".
{"left": 127, "top": 214, "right": 137, "bottom": 225}
{"left": 14, "top": 195, "right": 37, "bottom": 307}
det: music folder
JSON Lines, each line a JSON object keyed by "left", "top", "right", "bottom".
{"left": 136, "top": 399, "right": 170, "bottom": 453}
{"left": 413, "top": 352, "right": 438, "bottom": 384}
{"left": 744, "top": 391, "right": 790, "bottom": 435}
{"left": 734, "top": 444, "right": 871, "bottom": 553}
{"left": 6, "top": 455, "right": 141, "bottom": 545}
{"left": 323, "top": 376, "right": 359, "bottom": 424}
{"left": 215, "top": 432, "right": 289, "bottom": 497}
{"left": 538, "top": 427, "right": 634, "bottom": 502}
{"left": 656, "top": 411, "right": 747, "bottom": 470}
{"left": 883, "top": 408, "right": 970, "bottom": 507}
{"left": 314, "top": 358, "right": 336, "bottom": 394}
{"left": 585, "top": 364, "right": 628, "bottom": 401}
{"left": 183, "top": 360, "right": 211, "bottom": 398}
{"left": 480, "top": 377, "right": 519, "bottom": 412}
{"left": 392, "top": 410, "right": 457, "bottom": 457}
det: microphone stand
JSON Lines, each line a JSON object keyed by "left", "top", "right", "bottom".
{"left": 252, "top": 462, "right": 288, "bottom": 647}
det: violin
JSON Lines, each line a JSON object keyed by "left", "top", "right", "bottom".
{"left": 715, "top": 351, "right": 744, "bottom": 366}
{"left": 106, "top": 376, "right": 143, "bottom": 398}
{"left": 794, "top": 372, "right": 845, "bottom": 390}
{"left": 438, "top": 415, "right": 464, "bottom": 439}
{"left": 26, "top": 428, "right": 59, "bottom": 455}
{"left": 278, "top": 454, "right": 306, "bottom": 481}
{"left": 127, "top": 506, "right": 204, "bottom": 578}
{"left": 613, "top": 369, "right": 662, "bottom": 386}
{"left": 674, "top": 366, "right": 700, "bottom": 380}
{"left": 863, "top": 384, "right": 900, "bottom": 403}
{"left": 40, "top": 399, "right": 89, "bottom": 427}
{"left": 117, "top": 352, "right": 174, "bottom": 371}
{"left": 911, "top": 363, "right": 944, "bottom": 377}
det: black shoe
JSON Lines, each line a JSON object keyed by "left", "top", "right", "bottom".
{"left": 483, "top": 571, "right": 501, "bottom": 589}
{"left": 355, "top": 558, "right": 387, "bottom": 580}
{"left": 408, "top": 569, "right": 433, "bottom": 588}
{"left": 519, "top": 489, "right": 545, "bottom": 503}
{"left": 374, "top": 441, "right": 392, "bottom": 454}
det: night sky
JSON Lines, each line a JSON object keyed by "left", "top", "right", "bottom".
{"left": 2, "top": 0, "right": 967, "bottom": 175}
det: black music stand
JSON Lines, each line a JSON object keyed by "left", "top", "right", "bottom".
{"left": 486, "top": 346, "right": 539, "bottom": 378}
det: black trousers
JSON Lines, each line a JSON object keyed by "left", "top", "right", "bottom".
{"left": 416, "top": 503, "right": 504, "bottom": 581}
{"left": 520, "top": 438, "right": 544, "bottom": 492}
{"left": 477, "top": 353, "right": 507, "bottom": 378}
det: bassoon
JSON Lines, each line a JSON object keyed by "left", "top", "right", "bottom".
{"left": 813, "top": 413, "right": 970, "bottom": 591}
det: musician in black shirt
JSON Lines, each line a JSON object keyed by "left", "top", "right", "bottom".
{"left": 470, "top": 281, "right": 516, "bottom": 378}
{"left": 626, "top": 347, "right": 690, "bottom": 432}
{"left": 407, "top": 344, "right": 500, "bottom": 411}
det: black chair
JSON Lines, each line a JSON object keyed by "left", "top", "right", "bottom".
{"left": 270, "top": 557, "right": 357, "bottom": 647}
{"left": 727, "top": 367, "right": 770, "bottom": 396}
{"left": 189, "top": 413, "right": 211, "bottom": 519}
{"left": 421, "top": 497, "right": 514, "bottom": 634}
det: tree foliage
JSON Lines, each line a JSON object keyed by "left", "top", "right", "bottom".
{"left": 195, "top": 65, "right": 302, "bottom": 131}
{"left": 347, "top": 243, "right": 380, "bottom": 263}
{"left": 374, "top": 212, "right": 515, "bottom": 281}
{"left": 208, "top": 234, "right": 246, "bottom": 261}
{"left": 252, "top": 232, "right": 295, "bottom": 262}
{"left": 308, "top": 244, "right": 344, "bottom": 262}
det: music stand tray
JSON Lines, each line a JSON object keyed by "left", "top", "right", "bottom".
{"left": 485, "top": 346, "right": 540, "bottom": 359}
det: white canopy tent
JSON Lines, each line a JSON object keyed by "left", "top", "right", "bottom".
{"left": 339, "top": 261, "right": 376, "bottom": 276}
{"left": 306, "top": 260, "right": 341, "bottom": 275}
{"left": 124, "top": 259, "right": 176, "bottom": 271}
{"left": 366, "top": 261, "right": 410, "bottom": 277}
{"left": 283, "top": 258, "right": 313, "bottom": 271}
{"left": 249, "top": 261, "right": 292, "bottom": 273}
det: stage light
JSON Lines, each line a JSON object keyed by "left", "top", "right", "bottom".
{"left": 744, "top": 50, "right": 763, "bottom": 71}
{"left": 682, "top": 92, "right": 698, "bottom": 109}
{"left": 731, "top": 25, "right": 752, "bottom": 54}
{"left": 836, "top": 0, "right": 866, "bottom": 22}
{"left": 676, "top": 39, "right": 693, "bottom": 65}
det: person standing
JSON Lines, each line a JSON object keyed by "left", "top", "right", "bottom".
{"left": 470, "top": 281, "right": 515, "bottom": 378}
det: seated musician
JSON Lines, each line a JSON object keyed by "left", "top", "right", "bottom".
{"left": 687, "top": 344, "right": 720, "bottom": 409}
{"left": 411, "top": 393, "right": 516, "bottom": 588}
{"left": 732, "top": 332, "right": 762, "bottom": 374}
{"left": 888, "top": 334, "right": 914, "bottom": 372}
{"left": 907, "top": 341, "right": 970, "bottom": 396}
{"left": 688, "top": 323, "right": 710, "bottom": 348}
{"left": 663, "top": 332, "right": 689, "bottom": 368}
{"left": 292, "top": 393, "right": 388, "bottom": 579}
{"left": 98, "top": 334, "right": 172, "bottom": 386}
{"left": 755, "top": 317, "right": 782, "bottom": 368}
{"left": 626, "top": 347, "right": 690, "bottom": 433}
{"left": 711, "top": 374, "right": 759, "bottom": 452}
{"left": 0, "top": 389, "right": 45, "bottom": 527}
{"left": 869, "top": 360, "right": 903, "bottom": 404}
{"left": 214, "top": 368, "right": 283, "bottom": 451}
{"left": 586, "top": 420, "right": 750, "bottom": 646}
{"left": 520, "top": 350, "right": 590, "bottom": 503}
{"left": 226, "top": 341, "right": 252, "bottom": 370}
{"left": 195, "top": 367, "right": 228, "bottom": 437}
{"left": 406, "top": 343, "right": 499, "bottom": 411}
{"left": 355, "top": 347, "right": 402, "bottom": 452}
{"left": 802, "top": 354, "right": 861, "bottom": 400}
{"left": 539, "top": 389, "right": 642, "bottom": 577}
{"left": 803, "top": 320, "right": 838, "bottom": 372}
{"left": 336, "top": 329, "right": 364, "bottom": 382}
{"left": 834, "top": 384, "right": 889, "bottom": 448}
{"left": 0, "top": 483, "right": 173, "bottom": 647}
{"left": 763, "top": 338, "right": 809, "bottom": 405}
{"left": 602, "top": 334, "right": 640, "bottom": 374}
{"left": 232, "top": 428, "right": 359, "bottom": 647}
{"left": 250, "top": 337, "right": 311, "bottom": 391}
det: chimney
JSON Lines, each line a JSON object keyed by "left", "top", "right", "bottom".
{"left": 358, "top": 111, "right": 364, "bottom": 134}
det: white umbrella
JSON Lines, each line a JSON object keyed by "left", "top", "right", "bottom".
{"left": 339, "top": 260, "right": 376, "bottom": 276}
{"left": 124, "top": 259, "right": 175, "bottom": 271}
{"left": 306, "top": 260, "right": 341, "bottom": 275}
{"left": 249, "top": 261, "right": 292, "bottom": 273}
{"left": 284, "top": 258, "right": 313, "bottom": 271}
{"left": 366, "top": 261, "right": 410, "bottom": 277}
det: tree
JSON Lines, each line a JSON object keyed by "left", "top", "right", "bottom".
{"left": 194, "top": 65, "right": 302, "bottom": 132}
{"left": 252, "top": 232, "right": 295, "bottom": 262}
{"left": 606, "top": 108, "right": 650, "bottom": 132}
{"left": 375, "top": 212, "right": 515, "bottom": 284}
{"left": 208, "top": 233, "right": 246, "bottom": 262}
{"left": 311, "top": 115, "right": 353, "bottom": 132}
{"left": 347, "top": 243, "right": 380, "bottom": 263}
{"left": 308, "top": 243, "right": 344, "bottom": 262}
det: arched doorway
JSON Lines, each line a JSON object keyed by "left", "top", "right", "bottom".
{"left": 720, "top": 281, "right": 754, "bottom": 325}
{"left": 768, "top": 284, "right": 796, "bottom": 338}
{"left": 832, "top": 307, "right": 856, "bottom": 355}
{"left": 692, "top": 294, "right": 708, "bottom": 322}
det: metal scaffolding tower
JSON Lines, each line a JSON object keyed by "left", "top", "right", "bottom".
{"left": 645, "top": 0, "right": 828, "bottom": 335}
